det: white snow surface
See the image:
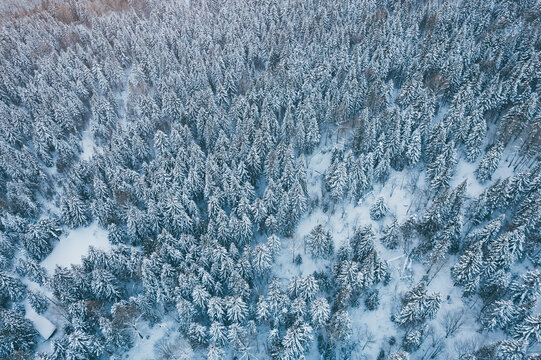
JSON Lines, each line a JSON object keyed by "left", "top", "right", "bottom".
{"left": 80, "top": 129, "right": 97, "bottom": 161}
{"left": 24, "top": 301, "right": 56, "bottom": 340}
{"left": 122, "top": 320, "right": 197, "bottom": 360}
{"left": 41, "top": 221, "right": 111, "bottom": 273}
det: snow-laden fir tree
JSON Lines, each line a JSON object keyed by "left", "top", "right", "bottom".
{"left": 306, "top": 224, "right": 334, "bottom": 259}
{"left": 370, "top": 197, "right": 388, "bottom": 221}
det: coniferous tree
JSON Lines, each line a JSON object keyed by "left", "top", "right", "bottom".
{"left": 510, "top": 270, "right": 541, "bottom": 306}
{"left": 306, "top": 224, "right": 334, "bottom": 259}
{"left": 16, "top": 258, "right": 48, "bottom": 285}
{"left": 329, "top": 309, "right": 352, "bottom": 342}
{"left": 513, "top": 314, "right": 541, "bottom": 343}
{"left": 387, "top": 351, "right": 410, "bottom": 360}
{"left": 0, "top": 271, "right": 26, "bottom": 302}
{"left": 402, "top": 324, "right": 428, "bottom": 352}
{"left": 0, "top": 310, "right": 37, "bottom": 358}
{"left": 326, "top": 159, "right": 348, "bottom": 201}
{"left": 282, "top": 320, "right": 313, "bottom": 359}
{"left": 452, "top": 243, "right": 484, "bottom": 296}
{"left": 476, "top": 143, "right": 504, "bottom": 183}
{"left": 380, "top": 220, "right": 401, "bottom": 249}
{"left": 28, "top": 290, "right": 49, "bottom": 315}
{"left": 370, "top": 197, "right": 388, "bottom": 221}
{"left": 310, "top": 297, "right": 330, "bottom": 329}
{"left": 495, "top": 339, "right": 527, "bottom": 360}
{"left": 60, "top": 192, "right": 91, "bottom": 228}
{"left": 0, "top": 1, "right": 539, "bottom": 359}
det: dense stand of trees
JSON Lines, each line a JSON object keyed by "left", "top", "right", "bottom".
{"left": 0, "top": 0, "right": 539, "bottom": 359}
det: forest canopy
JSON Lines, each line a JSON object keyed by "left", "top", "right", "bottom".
{"left": 0, "top": 0, "right": 540, "bottom": 359}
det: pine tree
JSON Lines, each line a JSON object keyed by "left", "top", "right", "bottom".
{"left": 485, "top": 228, "right": 525, "bottom": 275}
{"left": 0, "top": 310, "right": 37, "bottom": 358}
{"left": 349, "top": 156, "right": 370, "bottom": 199}
{"left": 387, "top": 351, "right": 410, "bottom": 360}
{"left": 427, "top": 141, "right": 457, "bottom": 192}
{"left": 207, "top": 343, "right": 225, "bottom": 360}
{"left": 310, "top": 298, "right": 330, "bottom": 329}
{"left": 267, "top": 234, "right": 282, "bottom": 259}
{"left": 370, "top": 197, "right": 388, "bottom": 221}
{"left": 326, "top": 159, "right": 348, "bottom": 201}
{"left": 513, "top": 315, "right": 541, "bottom": 343}
{"left": 209, "top": 321, "right": 228, "bottom": 346}
{"left": 476, "top": 143, "right": 504, "bottom": 182}
{"left": 192, "top": 285, "right": 211, "bottom": 310}
{"left": 482, "top": 300, "right": 520, "bottom": 332}
{"left": 395, "top": 283, "right": 441, "bottom": 326}
{"left": 188, "top": 323, "right": 207, "bottom": 346}
{"left": 374, "top": 152, "right": 391, "bottom": 184}
{"left": 176, "top": 298, "right": 196, "bottom": 333}
{"left": 99, "top": 316, "right": 132, "bottom": 350}
{"left": 306, "top": 224, "right": 334, "bottom": 259}
{"left": 256, "top": 297, "right": 270, "bottom": 324}
{"left": 28, "top": 290, "right": 49, "bottom": 315}
{"left": 252, "top": 243, "right": 272, "bottom": 276}
{"left": 402, "top": 324, "right": 428, "bottom": 352}
{"left": 23, "top": 218, "right": 62, "bottom": 261}
{"left": 305, "top": 115, "right": 320, "bottom": 153}
{"left": 465, "top": 114, "right": 487, "bottom": 162}
{"left": 227, "top": 296, "right": 248, "bottom": 324}
{"left": 290, "top": 297, "right": 307, "bottom": 320}
{"left": 288, "top": 179, "right": 308, "bottom": 228}
{"left": 510, "top": 270, "right": 541, "bottom": 305}
{"left": 282, "top": 320, "right": 313, "bottom": 359}
{"left": 451, "top": 243, "right": 483, "bottom": 296}
{"left": 60, "top": 192, "right": 90, "bottom": 228}
{"left": 16, "top": 258, "right": 48, "bottom": 285}
{"left": 288, "top": 276, "right": 302, "bottom": 299}
{"left": 464, "top": 214, "right": 504, "bottom": 249}
{"left": 405, "top": 129, "right": 421, "bottom": 166}
{"left": 495, "top": 339, "right": 527, "bottom": 360}
{"left": 0, "top": 271, "right": 26, "bottom": 302}
{"left": 91, "top": 268, "right": 122, "bottom": 301}
{"left": 329, "top": 310, "right": 352, "bottom": 342}
{"left": 300, "top": 274, "right": 319, "bottom": 302}
{"left": 228, "top": 322, "right": 247, "bottom": 350}
{"left": 53, "top": 330, "right": 104, "bottom": 360}
{"left": 380, "top": 220, "right": 401, "bottom": 249}
{"left": 208, "top": 297, "right": 225, "bottom": 323}
{"left": 350, "top": 225, "right": 376, "bottom": 262}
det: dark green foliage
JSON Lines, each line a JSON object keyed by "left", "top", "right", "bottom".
{"left": 0, "top": 310, "right": 37, "bottom": 358}
{"left": 365, "top": 288, "right": 380, "bottom": 311}
{"left": 370, "top": 197, "right": 388, "bottom": 221}
{"left": 28, "top": 290, "right": 49, "bottom": 315}
{"left": 306, "top": 224, "right": 334, "bottom": 259}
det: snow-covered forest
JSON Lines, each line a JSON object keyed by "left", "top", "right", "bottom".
{"left": 0, "top": 0, "right": 540, "bottom": 359}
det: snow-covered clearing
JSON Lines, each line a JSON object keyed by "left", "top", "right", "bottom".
{"left": 41, "top": 221, "right": 110, "bottom": 273}
{"left": 122, "top": 320, "right": 195, "bottom": 360}
{"left": 80, "top": 129, "right": 97, "bottom": 161}
{"left": 24, "top": 300, "right": 56, "bottom": 340}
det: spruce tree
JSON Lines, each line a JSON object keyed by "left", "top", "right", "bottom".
{"left": 306, "top": 224, "right": 334, "bottom": 259}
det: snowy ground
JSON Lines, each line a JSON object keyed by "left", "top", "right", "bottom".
{"left": 41, "top": 221, "right": 111, "bottom": 273}
{"left": 273, "top": 143, "right": 516, "bottom": 358}
{"left": 80, "top": 129, "right": 97, "bottom": 161}
{"left": 121, "top": 320, "right": 191, "bottom": 360}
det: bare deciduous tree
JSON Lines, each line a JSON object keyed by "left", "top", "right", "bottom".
{"left": 441, "top": 308, "right": 465, "bottom": 338}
